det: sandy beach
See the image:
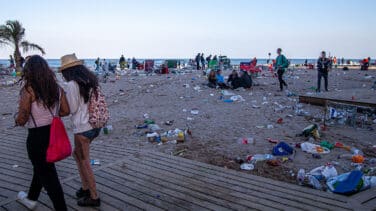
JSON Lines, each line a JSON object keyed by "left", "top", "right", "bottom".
{"left": 1, "top": 66, "right": 375, "bottom": 187}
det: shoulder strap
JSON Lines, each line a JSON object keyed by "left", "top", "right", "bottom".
{"left": 30, "top": 112, "right": 37, "bottom": 127}
{"left": 56, "top": 89, "right": 61, "bottom": 116}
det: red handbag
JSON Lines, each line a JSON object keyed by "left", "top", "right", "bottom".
{"left": 46, "top": 92, "right": 72, "bottom": 163}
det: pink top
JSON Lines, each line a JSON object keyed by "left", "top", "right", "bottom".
{"left": 26, "top": 101, "right": 57, "bottom": 128}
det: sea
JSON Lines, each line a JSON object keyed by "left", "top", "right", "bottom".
{"left": 0, "top": 58, "right": 365, "bottom": 69}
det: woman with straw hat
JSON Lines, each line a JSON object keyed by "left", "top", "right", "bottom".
{"left": 59, "top": 53, "right": 101, "bottom": 207}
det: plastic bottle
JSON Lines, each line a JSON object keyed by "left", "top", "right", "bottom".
{"left": 251, "top": 154, "right": 274, "bottom": 162}
{"left": 238, "top": 137, "right": 255, "bottom": 145}
{"left": 297, "top": 169, "right": 305, "bottom": 185}
{"left": 308, "top": 175, "right": 322, "bottom": 190}
{"left": 339, "top": 153, "right": 353, "bottom": 159}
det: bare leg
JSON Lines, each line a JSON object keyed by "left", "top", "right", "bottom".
{"left": 75, "top": 134, "right": 98, "bottom": 199}
{"left": 73, "top": 138, "right": 89, "bottom": 190}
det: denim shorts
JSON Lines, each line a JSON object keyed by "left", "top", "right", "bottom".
{"left": 79, "top": 128, "right": 101, "bottom": 141}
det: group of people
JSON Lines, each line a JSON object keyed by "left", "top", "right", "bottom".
{"left": 207, "top": 68, "right": 253, "bottom": 90}
{"left": 15, "top": 54, "right": 104, "bottom": 210}
{"left": 204, "top": 48, "right": 339, "bottom": 93}
{"left": 94, "top": 57, "right": 116, "bottom": 72}
{"left": 194, "top": 53, "right": 219, "bottom": 70}
{"left": 206, "top": 48, "right": 289, "bottom": 91}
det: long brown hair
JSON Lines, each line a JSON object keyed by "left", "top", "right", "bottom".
{"left": 21, "top": 55, "right": 59, "bottom": 108}
{"left": 61, "top": 65, "right": 99, "bottom": 103}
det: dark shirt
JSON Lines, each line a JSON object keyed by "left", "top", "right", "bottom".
{"left": 227, "top": 74, "right": 238, "bottom": 84}
{"left": 317, "top": 58, "right": 330, "bottom": 73}
{"left": 119, "top": 56, "right": 125, "bottom": 63}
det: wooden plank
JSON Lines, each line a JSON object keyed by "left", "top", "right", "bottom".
{"left": 61, "top": 183, "right": 108, "bottom": 211}
{"left": 97, "top": 168, "right": 215, "bottom": 210}
{"left": 299, "top": 95, "right": 376, "bottom": 108}
{"left": 94, "top": 171, "right": 190, "bottom": 211}
{"left": 143, "top": 150, "right": 351, "bottom": 208}
{"left": 106, "top": 166, "right": 234, "bottom": 211}
{"left": 112, "top": 161, "right": 280, "bottom": 211}
{"left": 102, "top": 167, "right": 223, "bottom": 211}
{"left": 123, "top": 156, "right": 337, "bottom": 211}
{"left": 68, "top": 178, "right": 159, "bottom": 211}
{"left": 123, "top": 156, "right": 320, "bottom": 210}
{"left": 2, "top": 199, "right": 51, "bottom": 211}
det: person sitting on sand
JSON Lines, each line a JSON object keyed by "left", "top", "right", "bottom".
{"left": 232, "top": 70, "right": 252, "bottom": 89}
{"left": 207, "top": 70, "right": 217, "bottom": 88}
{"left": 216, "top": 69, "right": 229, "bottom": 89}
{"left": 227, "top": 69, "right": 239, "bottom": 87}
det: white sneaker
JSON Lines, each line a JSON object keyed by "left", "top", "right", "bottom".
{"left": 17, "top": 191, "right": 37, "bottom": 210}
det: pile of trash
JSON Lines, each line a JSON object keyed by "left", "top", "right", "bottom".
{"left": 296, "top": 124, "right": 376, "bottom": 194}
{"left": 235, "top": 123, "right": 376, "bottom": 195}
{"left": 297, "top": 164, "right": 376, "bottom": 195}
{"left": 236, "top": 141, "right": 295, "bottom": 171}
{"left": 135, "top": 113, "right": 190, "bottom": 145}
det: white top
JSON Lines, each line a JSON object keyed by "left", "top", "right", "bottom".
{"left": 27, "top": 102, "right": 56, "bottom": 128}
{"left": 64, "top": 81, "right": 92, "bottom": 134}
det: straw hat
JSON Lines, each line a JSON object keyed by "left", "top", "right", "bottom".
{"left": 59, "top": 53, "right": 84, "bottom": 72}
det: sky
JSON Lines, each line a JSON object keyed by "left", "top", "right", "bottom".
{"left": 0, "top": 0, "right": 375, "bottom": 59}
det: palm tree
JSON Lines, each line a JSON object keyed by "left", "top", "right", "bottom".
{"left": 0, "top": 20, "right": 45, "bottom": 71}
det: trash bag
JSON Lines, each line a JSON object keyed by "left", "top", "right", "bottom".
{"left": 301, "top": 142, "right": 330, "bottom": 154}
{"left": 272, "top": 141, "right": 294, "bottom": 156}
{"left": 327, "top": 171, "right": 364, "bottom": 195}
{"left": 322, "top": 165, "right": 338, "bottom": 179}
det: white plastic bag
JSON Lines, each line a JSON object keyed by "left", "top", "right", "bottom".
{"left": 301, "top": 142, "right": 330, "bottom": 154}
{"left": 322, "top": 166, "right": 338, "bottom": 179}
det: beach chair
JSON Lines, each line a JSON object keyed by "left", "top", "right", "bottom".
{"left": 219, "top": 56, "right": 231, "bottom": 69}
{"left": 240, "top": 62, "right": 262, "bottom": 77}
{"left": 240, "top": 62, "right": 252, "bottom": 72}
{"left": 166, "top": 60, "right": 178, "bottom": 69}
{"left": 144, "top": 60, "right": 154, "bottom": 73}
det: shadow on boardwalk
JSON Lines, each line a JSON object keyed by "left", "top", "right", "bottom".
{"left": 0, "top": 128, "right": 375, "bottom": 211}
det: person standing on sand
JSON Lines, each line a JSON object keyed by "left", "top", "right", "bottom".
{"left": 119, "top": 54, "right": 126, "bottom": 70}
{"left": 60, "top": 54, "right": 102, "bottom": 207}
{"left": 316, "top": 51, "right": 330, "bottom": 92}
{"left": 9, "top": 55, "right": 15, "bottom": 68}
{"left": 201, "top": 53, "right": 205, "bottom": 70}
{"left": 275, "top": 48, "right": 289, "bottom": 91}
{"left": 94, "top": 57, "right": 100, "bottom": 71}
{"left": 15, "top": 55, "right": 70, "bottom": 211}
{"left": 206, "top": 54, "right": 212, "bottom": 64}
{"left": 195, "top": 53, "right": 201, "bottom": 70}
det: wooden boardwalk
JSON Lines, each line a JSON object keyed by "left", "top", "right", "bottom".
{"left": 0, "top": 128, "right": 375, "bottom": 211}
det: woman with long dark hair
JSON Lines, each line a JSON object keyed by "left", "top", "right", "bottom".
{"left": 59, "top": 54, "right": 101, "bottom": 207}
{"left": 15, "top": 55, "right": 70, "bottom": 211}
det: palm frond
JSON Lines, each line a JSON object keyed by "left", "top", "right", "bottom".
{"left": 21, "top": 41, "right": 46, "bottom": 54}
{"left": 0, "top": 25, "right": 12, "bottom": 43}
{"left": 6, "top": 20, "right": 25, "bottom": 44}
